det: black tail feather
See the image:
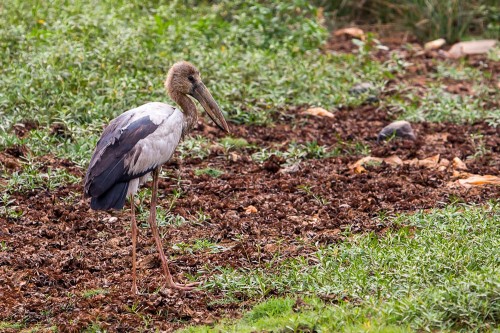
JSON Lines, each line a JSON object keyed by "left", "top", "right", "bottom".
{"left": 90, "top": 181, "right": 129, "bottom": 210}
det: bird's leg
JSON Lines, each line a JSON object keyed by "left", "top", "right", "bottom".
{"left": 149, "top": 167, "right": 198, "bottom": 291}
{"left": 130, "top": 195, "right": 139, "bottom": 295}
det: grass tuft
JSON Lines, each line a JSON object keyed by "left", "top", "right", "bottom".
{"left": 187, "top": 202, "right": 500, "bottom": 332}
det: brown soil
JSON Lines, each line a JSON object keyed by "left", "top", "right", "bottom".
{"left": 1, "top": 34, "right": 499, "bottom": 332}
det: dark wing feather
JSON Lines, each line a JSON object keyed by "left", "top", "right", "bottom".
{"left": 84, "top": 115, "right": 160, "bottom": 198}
{"left": 90, "top": 182, "right": 129, "bottom": 210}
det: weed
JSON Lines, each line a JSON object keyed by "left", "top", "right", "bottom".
{"left": 468, "top": 133, "right": 491, "bottom": 159}
{"left": 4, "top": 159, "right": 80, "bottom": 194}
{"left": 191, "top": 208, "right": 211, "bottom": 225}
{"left": 297, "top": 184, "right": 330, "bottom": 206}
{"left": 82, "top": 321, "right": 107, "bottom": 333}
{"left": 173, "top": 239, "right": 225, "bottom": 255}
{"left": 0, "top": 241, "right": 9, "bottom": 252}
{"left": 178, "top": 136, "right": 212, "bottom": 160}
{"left": 395, "top": 87, "right": 497, "bottom": 123}
{"left": 81, "top": 289, "right": 108, "bottom": 299}
{"left": 194, "top": 168, "right": 224, "bottom": 178}
{"left": 0, "top": 321, "right": 24, "bottom": 330}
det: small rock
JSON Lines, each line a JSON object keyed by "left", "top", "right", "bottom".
{"left": 103, "top": 216, "right": 118, "bottom": 223}
{"left": 424, "top": 38, "right": 446, "bottom": 51}
{"left": 377, "top": 120, "right": 416, "bottom": 143}
{"left": 364, "top": 95, "right": 379, "bottom": 104}
{"left": 446, "top": 40, "right": 497, "bottom": 58}
{"left": 348, "top": 82, "right": 375, "bottom": 95}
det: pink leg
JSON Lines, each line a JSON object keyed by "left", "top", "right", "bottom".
{"left": 149, "top": 167, "right": 198, "bottom": 291}
{"left": 131, "top": 195, "right": 139, "bottom": 294}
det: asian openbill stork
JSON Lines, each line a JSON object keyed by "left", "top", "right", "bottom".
{"left": 84, "top": 61, "right": 229, "bottom": 293}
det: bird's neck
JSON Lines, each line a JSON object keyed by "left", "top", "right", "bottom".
{"left": 172, "top": 93, "right": 198, "bottom": 137}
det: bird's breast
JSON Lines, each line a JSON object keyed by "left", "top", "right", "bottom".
{"left": 124, "top": 109, "right": 184, "bottom": 176}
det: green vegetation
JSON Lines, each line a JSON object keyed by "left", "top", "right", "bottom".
{"left": 252, "top": 139, "right": 371, "bottom": 164}
{"left": 0, "top": 0, "right": 395, "bottom": 166}
{"left": 4, "top": 159, "right": 80, "bottom": 193}
{"left": 173, "top": 239, "right": 225, "bottom": 255}
{"left": 81, "top": 288, "right": 108, "bottom": 298}
{"left": 194, "top": 167, "right": 225, "bottom": 178}
{"left": 395, "top": 87, "right": 499, "bottom": 124}
{"left": 0, "top": 321, "right": 24, "bottom": 330}
{"left": 316, "top": 0, "right": 499, "bottom": 42}
{"left": 184, "top": 202, "right": 500, "bottom": 332}
{"left": 1, "top": 0, "right": 497, "bottom": 169}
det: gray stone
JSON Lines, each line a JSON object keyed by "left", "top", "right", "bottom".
{"left": 377, "top": 121, "right": 416, "bottom": 143}
{"left": 349, "top": 82, "right": 375, "bottom": 95}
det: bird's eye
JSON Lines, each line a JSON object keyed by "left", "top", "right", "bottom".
{"left": 188, "top": 75, "right": 195, "bottom": 82}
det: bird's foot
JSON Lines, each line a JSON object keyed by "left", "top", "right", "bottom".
{"left": 167, "top": 281, "right": 200, "bottom": 291}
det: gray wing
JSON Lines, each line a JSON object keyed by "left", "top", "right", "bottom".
{"left": 84, "top": 103, "right": 183, "bottom": 198}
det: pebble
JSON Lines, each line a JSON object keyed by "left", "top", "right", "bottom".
{"left": 377, "top": 120, "right": 416, "bottom": 143}
{"left": 348, "top": 82, "right": 374, "bottom": 95}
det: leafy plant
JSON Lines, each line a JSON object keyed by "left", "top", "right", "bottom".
{"left": 194, "top": 168, "right": 224, "bottom": 178}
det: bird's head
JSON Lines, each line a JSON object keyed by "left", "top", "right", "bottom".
{"left": 165, "top": 61, "right": 229, "bottom": 132}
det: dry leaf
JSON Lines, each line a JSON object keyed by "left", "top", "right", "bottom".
{"left": 446, "top": 40, "right": 497, "bottom": 58}
{"left": 439, "top": 158, "right": 450, "bottom": 167}
{"left": 424, "top": 38, "right": 446, "bottom": 51}
{"left": 354, "top": 164, "right": 367, "bottom": 174}
{"left": 452, "top": 170, "right": 472, "bottom": 178}
{"left": 457, "top": 175, "right": 500, "bottom": 188}
{"left": 425, "top": 133, "right": 449, "bottom": 144}
{"left": 334, "top": 27, "right": 365, "bottom": 40}
{"left": 244, "top": 205, "right": 258, "bottom": 214}
{"left": 383, "top": 155, "right": 404, "bottom": 166}
{"left": 411, "top": 154, "right": 440, "bottom": 168}
{"left": 301, "top": 107, "right": 334, "bottom": 118}
{"left": 452, "top": 157, "right": 468, "bottom": 170}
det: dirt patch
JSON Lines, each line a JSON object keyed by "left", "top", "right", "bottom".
{"left": 1, "top": 100, "right": 499, "bottom": 331}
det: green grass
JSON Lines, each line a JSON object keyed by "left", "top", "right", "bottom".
{"left": 194, "top": 168, "right": 225, "bottom": 178}
{"left": 0, "top": 0, "right": 395, "bottom": 165}
{"left": 0, "top": 321, "right": 24, "bottom": 330}
{"left": 3, "top": 157, "right": 80, "bottom": 194}
{"left": 182, "top": 202, "right": 500, "bottom": 332}
{"left": 81, "top": 288, "right": 108, "bottom": 299}
{"left": 252, "top": 139, "right": 371, "bottom": 164}
{"left": 173, "top": 239, "right": 225, "bottom": 255}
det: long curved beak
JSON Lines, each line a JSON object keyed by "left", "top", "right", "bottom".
{"left": 191, "top": 82, "right": 229, "bottom": 133}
